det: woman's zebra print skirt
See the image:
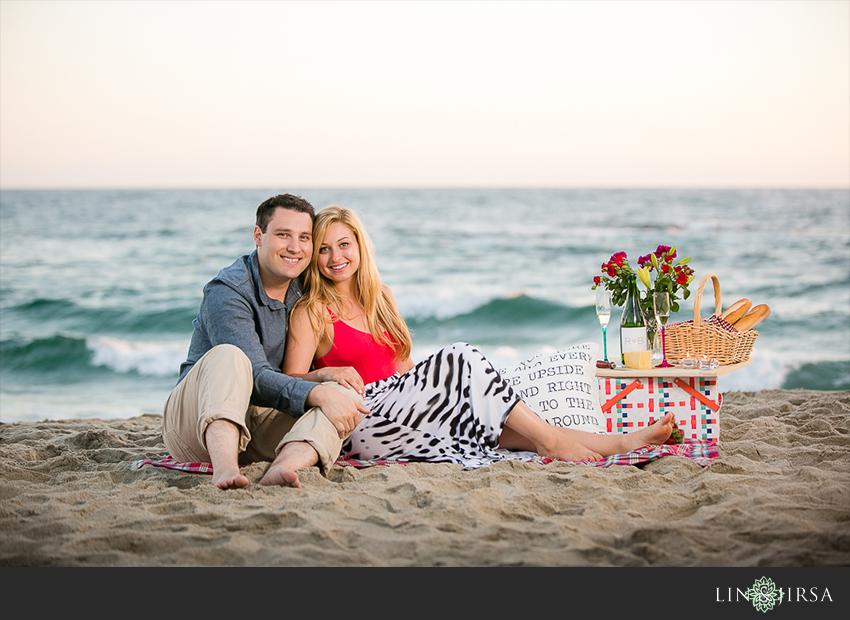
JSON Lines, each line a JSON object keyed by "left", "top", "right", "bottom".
{"left": 342, "top": 342, "right": 521, "bottom": 469}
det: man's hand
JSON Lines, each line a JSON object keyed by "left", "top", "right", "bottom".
{"left": 306, "top": 383, "right": 370, "bottom": 438}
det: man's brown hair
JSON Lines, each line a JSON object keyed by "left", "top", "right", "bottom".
{"left": 255, "top": 194, "right": 315, "bottom": 232}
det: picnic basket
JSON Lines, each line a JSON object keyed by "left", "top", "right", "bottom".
{"left": 663, "top": 273, "right": 758, "bottom": 365}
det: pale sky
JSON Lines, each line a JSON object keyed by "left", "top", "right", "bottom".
{"left": 1, "top": 0, "right": 848, "bottom": 189}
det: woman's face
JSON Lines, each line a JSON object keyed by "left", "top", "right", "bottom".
{"left": 318, "top": 221, "right": 361, "bottom": 285}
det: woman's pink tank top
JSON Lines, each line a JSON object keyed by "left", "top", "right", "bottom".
{"left": 312, "top": 308, "right": 399, "bottom": 384}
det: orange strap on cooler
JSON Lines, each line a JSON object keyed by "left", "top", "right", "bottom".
{"left": 601, "top": 379, "right": 643, "bottom": 413}
{"left": 673, "top": 378, "right": 721, "bottom": 411}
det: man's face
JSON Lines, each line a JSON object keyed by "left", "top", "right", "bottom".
{"left": 253, "top": 207, "right": 313, "bottom": 287}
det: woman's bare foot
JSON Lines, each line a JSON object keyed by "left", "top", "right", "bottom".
{"left": 212, "top": 468, "right": 249, "bottom": 490}
{"left": 259, "top": 464, "right": 301, "bottom": 488}
{"left": 620, "top": 412, "right": 675, "bottom": 452}
{"left": 536, "top": 433, "right": 603, "bottom": 463}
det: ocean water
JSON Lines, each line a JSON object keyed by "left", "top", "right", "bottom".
{"left": 1, "top": 188, "right": 848, "bottom": 423}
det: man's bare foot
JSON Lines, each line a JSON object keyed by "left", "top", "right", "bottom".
{"left": 259, "top": 464, "right": 301, "bottom": 488}
{"left": 257, "top": 441, "right": 319, "bottom": 488}
{"left": 205, "top": 419, "right": 249, "bottom": 489}
{"left": 212, "top": 468, "right": 249, "bottom": 490}
{"left": 620, "top": 412, "right": 675, "bottom": 452}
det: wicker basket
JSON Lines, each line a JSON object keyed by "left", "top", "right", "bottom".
{"left": 663, "top": 273, "right": 758, "bottom": 366}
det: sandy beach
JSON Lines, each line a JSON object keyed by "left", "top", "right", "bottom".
{"left": 1, "top": 388, "right": 848, "bottom": 567}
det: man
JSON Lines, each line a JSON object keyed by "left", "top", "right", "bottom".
{"left": 162, "top": 194, "right": 369, "bottom": 489}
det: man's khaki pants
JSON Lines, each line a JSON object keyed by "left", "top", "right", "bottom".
{"left": 161, "top": 344, "right": 358, "bottom": 472}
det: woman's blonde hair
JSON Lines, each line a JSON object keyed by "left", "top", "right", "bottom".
{"left": 297, "top": 205, "right": 412, "bottom": 361}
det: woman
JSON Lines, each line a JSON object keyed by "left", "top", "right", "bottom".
{"left": 284, "top": 206, "right": 673, "bottom": 467}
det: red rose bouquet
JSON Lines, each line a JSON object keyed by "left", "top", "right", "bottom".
{"left": 592, "top": 245, "right": 696, "bottom": 318}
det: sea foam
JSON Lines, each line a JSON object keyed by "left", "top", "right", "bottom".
{"left": 87, "top": 336, "right": 186, "bottom": 377}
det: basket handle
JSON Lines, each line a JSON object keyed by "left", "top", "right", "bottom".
{"left": 691, "top": 273, "right": 722, "bottom": 326}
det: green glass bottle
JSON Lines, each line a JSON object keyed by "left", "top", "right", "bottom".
{"left": 620, "top": 273, "right": 648, "bottom": 364}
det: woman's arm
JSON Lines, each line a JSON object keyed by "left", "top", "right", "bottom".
{"left": 382, "top": 285, "right": 415, "bottom": 374}
{"left": 284, "top": 303, "right": 365, "bottom": 395}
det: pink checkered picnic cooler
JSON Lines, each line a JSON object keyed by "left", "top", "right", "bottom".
{"left": 595, "top": 370, "right": 731, "bottom": 442}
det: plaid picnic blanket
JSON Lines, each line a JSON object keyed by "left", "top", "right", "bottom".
{"left": 130, "top": 439, "right": 719, "bottom": 473}
{"left": 533, "top": 439, "right": 719, "bottom": 468}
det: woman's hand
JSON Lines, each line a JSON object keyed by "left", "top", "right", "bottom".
{"left": 317, "top": 366, "right": 365, "bottom": 395}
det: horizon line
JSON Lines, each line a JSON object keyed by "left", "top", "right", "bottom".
{"left": 2, "top": 184, "right": 849, "bottom": 192}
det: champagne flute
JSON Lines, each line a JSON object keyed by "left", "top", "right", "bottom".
{"left": 653, "top": 291, "right": 672, "bottom": 367}
{"left": 595, "top": 289, "right": 612, "bottom": 363}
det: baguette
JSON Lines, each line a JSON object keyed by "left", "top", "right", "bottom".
{"left": 719, "top": 298, "right": 752, "bottom": 324}
{"left": 733, "top": 304, "right": 770, "bottom": 332}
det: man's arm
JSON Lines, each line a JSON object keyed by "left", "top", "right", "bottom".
{"left": 199, "top": 282, "right": 370, "bottom": 433}
{"left": 199, "top": 281, "right": 314, "bottom": 415}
